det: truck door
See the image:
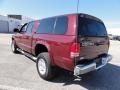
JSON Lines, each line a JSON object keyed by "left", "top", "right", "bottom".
{"left": 16, "top": 24, "right": 27, "bottom": 49}
{"left": 20, "top": 22, "right": 34, "bottom": 53}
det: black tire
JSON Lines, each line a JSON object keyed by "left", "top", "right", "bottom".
{"left": 36, "top": 52, "right": 55, "bottom": 80}
{"left": 11, "top": 40, "right": 19, "bottom": 53}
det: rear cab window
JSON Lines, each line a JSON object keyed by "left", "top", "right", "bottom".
{"left": 37, "top": 18, "right": 55, "bottom": 34}
{"left": 78, "top": 15, "right": 107, "bottom": 37}
{"left": 37, "top": 16, "right": 68, "bottom": 35}
{"left": 54, "top": 16, "right": 68, "bottom": 35}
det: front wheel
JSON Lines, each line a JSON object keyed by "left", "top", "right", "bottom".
{"left": 36, "top": 52, "right": 55, "bottom": 80}
{"left": 11, "top": 40, "right": 18, "bottom": 53}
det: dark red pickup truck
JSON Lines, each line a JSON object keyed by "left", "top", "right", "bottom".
{"left": 11, "top": 13, "right": 112, "bottom": 80}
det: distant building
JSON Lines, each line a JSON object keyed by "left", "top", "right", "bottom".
{"left": 0, "top": 15, "right": 21, "bottom": 33}
{"left": 8, "top": 14, "right": 34, "bottom": 24}
{"left": 0, "top": 14, "right": 34, "bottom": 33}
{"left": 8, "top": 15, "right": 22, "bottom": 20}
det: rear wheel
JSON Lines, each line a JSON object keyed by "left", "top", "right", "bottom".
{"left": 36, "top": 52, "right": 55, "bottom": 80}
{"left": 11, "top": 40, "right": 19, "bottom": 53}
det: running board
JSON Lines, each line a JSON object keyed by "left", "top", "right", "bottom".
{"left": 17, "top": 48, "right": 37, "bottom": 61}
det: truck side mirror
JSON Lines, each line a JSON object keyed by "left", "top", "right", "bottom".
{"left": 13, "top": 28, "right": 19, "bottom": 33}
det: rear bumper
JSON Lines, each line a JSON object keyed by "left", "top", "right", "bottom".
{"left": 74, "top": 54, "right": 112, "bottom": 76}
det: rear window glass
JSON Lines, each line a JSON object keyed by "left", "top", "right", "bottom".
{"left": 37, "top": 18, "right": 55, "bottom": 34}
{"left": 54, "top": 16, "right": 68, "bottom": 35}
{"left": 78, "top": 17, "right": 107, "bottom": 37}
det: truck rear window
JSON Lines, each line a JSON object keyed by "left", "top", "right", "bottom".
{"left": 78, "top": 17, "right": 107, "bottom": 37}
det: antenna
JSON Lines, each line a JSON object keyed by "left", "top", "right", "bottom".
{"left": 74, "top": 0, "right": 80, "bottom": 69}
{"left": 77, "top": 0, "right": 79, "bottom": 13}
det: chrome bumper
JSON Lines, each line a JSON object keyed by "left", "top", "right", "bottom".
{"left": 74, "top": 54, "right": 112, "bottom": 76}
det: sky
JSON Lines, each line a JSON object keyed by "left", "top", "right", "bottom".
{"left": 0, "top": 0, "right": 120, "bottom": 35}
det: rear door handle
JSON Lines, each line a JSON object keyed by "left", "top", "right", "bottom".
{"left": 22, "top": 36, "right": 28, "bottom": 39}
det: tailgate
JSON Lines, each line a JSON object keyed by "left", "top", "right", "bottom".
{"left": 78, "top": 37, "right": 109, "bottom": 60}
{"left": 77, "top": 14, "right": 109, "bottom": 60}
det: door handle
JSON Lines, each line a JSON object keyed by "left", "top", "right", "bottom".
{"left": 22, "top": 36, "right": 29, "bottom": 39}
{"left": 55, "top": 42, "right": 61, "bottom": 46}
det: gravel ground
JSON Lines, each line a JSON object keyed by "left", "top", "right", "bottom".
{"left": 0, "top": 33, "right": 120, "bottom": 90}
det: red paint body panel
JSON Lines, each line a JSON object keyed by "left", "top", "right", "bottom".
{"left": 31, "top": 15, "right": 77, "bottom": 71}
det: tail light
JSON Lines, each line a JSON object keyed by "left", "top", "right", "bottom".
{"left": 70, "top": 43, "right": 80, "bottom": 58}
